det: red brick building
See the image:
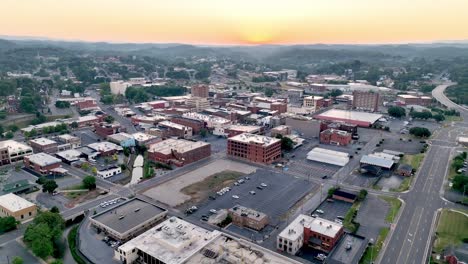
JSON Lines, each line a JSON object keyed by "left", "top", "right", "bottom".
{"left": 24, "top": 153, "right": 62, "bottom": 175}
{"left": 75, "top": 98, "right": 98, "bottom": 110}
{"left": 352, "top": 91, "right": 380, "bottom": 112}
{"left": 170, "top": 116, "right": 205, "bottom": 134}
{"left": 270, "top": 102, "right": 287, "bottom": 114}
{"left": 147, "top": 138, "right": 211, "bottom": 166}
{"left": 228, "top": 205, "right": 268, "bottom": 231}
{"left": 191, "top": 84, "right": 209, "bottom": 98}
{"left": 227, "top": 133, "right": 281, "bottom": 164}
{"left": 397, "top": 94, "right": 432, "bottom": 106}
{"left": 319, "top": 129, "right": 352, "bottom": 146}
{"left": 29, "top": 138, "right": 58, "bottom": 154}
{"left": 94, "top": 122, "right": 125, "bottom": 137}
{"left": 303, "top": 218, "right": 344, "bottom": 252}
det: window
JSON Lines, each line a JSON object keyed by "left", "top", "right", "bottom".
{"left": 21, "top": 214, "right": 24, "bottom": 219}
{"left": 29, "top": 212, "right": 32, "bottom": 216}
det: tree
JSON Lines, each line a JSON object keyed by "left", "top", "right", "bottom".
{"left": 70, "top": 121, "right": 79, "bottom": 129}
{"left": 5, "top": 131, "right": 14, "bottom": 139}
{"left": 409, "top": 127, "right": 431, "bottom": 138}
{"left": 357, "top": 189, "right": 368, "bottom": 201}
{"left": 91, "top": 167, "right": 97, "bottom": 175}
{"left": 12, "top": 256, "right": 23, "bottom": 264}
{"left": 82, "top": 176, "right": 96, "bottom": 190}
{"left": 0, "top": 216, "right": 19, "bottom": 233}
{"left": 8, "top": 124, "right": 19, "bottom": 132}
{"left": 328, "top": 187, "right": 338, "bottom": 198}
{"left": 200, "top": 128, "right": 208, "bottom": 138}
{"left": 328, "top": 89, "right": 343, "bottom": 98}
{"left": 24, "top": 223, "right": 54, "bottom": 258}
{"left": 433, "top": 114, "right": 445, "bottom": 122}
{"left": 388, "top": 106, "right": 406, "bottom": 118}
{"left": 42, "top": 180, "right": 58, "bottom": 193}
{"left": 123, "top": 147, "right": 130, "bottom": 157}
{"left": 104, "top": 115, "right": 115, "bottom": 124}
{"left": 280, "top": 137, "right": 294, "bottom": 151}
{"left": 50, "top": 206, "right": 60, "bottom": 214}
{"left": 264, "top": 87, "right": 274, "bottom": 97}
{"left": 452, "top": 175, "right": 468, "bottom": 192}
{"left": 81, "top": 162, "right": 90, "bottom": 171}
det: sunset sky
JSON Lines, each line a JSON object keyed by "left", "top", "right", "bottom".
{"left": 2, "top": 0, "right": 468, "bottom": 45}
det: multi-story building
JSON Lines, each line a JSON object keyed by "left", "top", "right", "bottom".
{"left": 0, "top": 193, "right": 37, "bottom": 222}
{"left": 287, "top": 89, "right": 304, "bottom": 105}
{"left": 157, "top": 121, "right": 193, "bottom": 139}
{"left": 147, "top": 138, "right": 211, "bottom": 166}
{"left": 0, "top": 140, "right": 33, "bottom": 165}
{"left": 271, "top": 125, "right": 292, "bottom": 137}
{"left": 223, "top": 125, "right": 262, "bottom": 138}
{"left": 191, "top": 84, "right": 209, "bottom": 98}
{"left": 75, "top": 115, "right": 101, "bottom": 128}
{"left": 75, "top": 98, "right": 98, "bottom": 111}
{"left": 186, "top": 97, "right": 210, "bottom": 111}
{"left": 277, "top": 214, "right": 344, "bottom": 255}
{"left": 320, "top": 129, "right": 352, "bottom": 146}
{"left": 94, "top": 122, "right": 125, "bottom": 138}
{"left": 284, "top": 115, "right": 321, "bottom": 138}
{"left": 227, "top": 133, "right": 281, "bottom": 164}
{"left": 396, "top": 94, "right": 432, "bottom": 106}
{"left": 270, "top": 102, "right": 288, "bottom": 114}
{"left": 131, "top": 114, "right": 167, "bottom": 126}
{"left": 24, "top": 153, "right": 63, "bottom": 175}
{"left": 170, "top": 116, "right": 205, "bottom": 134}
{"left": 107, "top": 133, "right": 136, "bottom": 147}
{"left": 228, "top": 205, "right": 268, "bottom": 231}
{"left": 88, "top": 142, "right": 123, "bottom": 156}
{"left": 131, "top": 132, "right": 160, "bottom": 147}
{"left": 352, "top": 91, "right": 380, "bottom": 112}
{"left": 29, "top": 138, "right": 58, "bottom": 154}
{"left": 303, "top": 95, "right": 324, "bottom": 109}
{"left": 110, "top": 81, "right": 131, "bottom": 95}
{"left": 56, "top": 134, "right": 81, "bottom": 148}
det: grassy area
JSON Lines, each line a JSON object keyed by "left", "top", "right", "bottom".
{"left": 401, "top": 153, "right": 425, "bottom": 170}
{"left": 343, "top": 202, "right": 361, "bottom": 233}
{"left": 445, "top": 115, "right": 463, "bottom": 122}
{"left": 181, "top": 170, "right": 245, "bottom": 203}
{"left": 359, "top": 227, "right": 390, "bottom": 264}
{"left": 380, "top": 196, "right": 402, "bottom": 223}
{"left": 433, "top": 209, "right": 468, "bottom": 253}
{"left": 68, "top": 226, "right": 86, "bottom": 264}
{"left": 448, "top": 165, "right": 458, "bottom": 181}
{"left": 391, "top": 177, "right": 412, "bottom": 192}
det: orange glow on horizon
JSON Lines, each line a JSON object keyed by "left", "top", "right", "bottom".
{"left": 1, "top": 0, "right": 468, "bottom": 45}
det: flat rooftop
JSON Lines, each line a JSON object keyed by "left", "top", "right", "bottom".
{"left": 188, "top": 234, "right": 301, "bottom": 264}
{"left": 88, "top": 142, "right": 123, "bottom": 153}
{"left": 0, "top": 140, "right": 32, "bottom": 153}
{"left": 92, "top": 199, "right": 166, "bottom": 235}
{"left": 229, "top": 133, "right": 280, "bottom": 146}
{"left": 26, "top": 152, "right": 61, "bottom": 166}
{"left": 327, "top": 234, "right": 368, "bottom": 264}
{"left": 279, "top": 214, "right": 314, "bottom": 241}
{"left": 315, "top": 109, "right": 383, "bottom": 124}
{"left": 229, "top": 205, "right": 267, "bottom": 221}
{"left": 226, "top": 125, "right": 261, "bottom": 133}
{"left": 148, "top": 138, "right": 210, "bottom": 155}
{"left": 159, "top": 121, "right": 190, "bottom": 130}
{"left": 131, "top": 132, "right": 157, "bottom": 142}
{"left": 0, "top": 193, "right": 36, "bottom": 212}
{"left": 119, "top": 217, "right": 221, "bottom": 264}
{"left": 56, "top": 149, "right": 82, "bottom": 161}
{"left": 30, "top": 137, "right": 57, "bottom": 146}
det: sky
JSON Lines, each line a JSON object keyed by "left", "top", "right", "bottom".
{"left": 2, "top": 0, "right": 468, "bottom": 45}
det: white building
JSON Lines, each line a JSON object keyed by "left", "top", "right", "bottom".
{"left": 97, "top": 166, "right": 122, "bottom": 179}
{"left": 0, "top": 193, "right": 37, "bottom": 222}
{"left": 306, "top": 147, "right": 350, "bottom": 166}
{"left": 110, "top": 81, "right": 131, "bottom": 95}
{"left": 0, "top": 140, "right": 33, "bottom": 165}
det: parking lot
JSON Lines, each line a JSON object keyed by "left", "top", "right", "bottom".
{"left": 310, "top": 200, "right": 352, "bottom": 223}
{"left": 188, "top": 169, "right": 317, "bottom": 239}
{"left": 287, "top": 160, "right": 340, "bottom": 180}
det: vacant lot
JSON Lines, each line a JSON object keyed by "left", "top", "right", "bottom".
{"left": 401, "top": 153, "right": 425, "bottom": 170}
{"left": 143, "top": 159, "right": 256, "bottom": 207}
{"left": 433, "top": 209, "right": 468, "bottom": 253}
{"left": 181, "top": 170, "right": 245, "bottom": 204}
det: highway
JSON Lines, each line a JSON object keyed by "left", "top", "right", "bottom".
{"left": 380, "top": 83, "right": 468, "bottom": 264}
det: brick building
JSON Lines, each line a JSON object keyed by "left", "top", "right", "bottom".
{"left": 191, "top": 84, "right": 209, "bottom": 98}
{"left": 396, "top": 94, "right": 432, "bottom": 106}
{"left": 223, "top": 125, "right": 262, "bottom": 138}
{"left": 352, "top": 91, "right": 380, "bottom": 112}
{"left": 0, "top": 140, "right": 33, "bottom": 166}
{"left": 319, "top": 129, "right": 352, "bottom": 146}
{"left": 270, "top": 102, "right": 288, "bottom": 114}
{"left": 29, "top": 138, "right": 58, "bottom": 154}
{"left": 227, "top": 133, "right": 281, "bottom": 164}
{"left": 228, "top": 205, "right": 268, "bottom": 231}
{"left": 147, "top": 139, "right": 211, "bottom": 167}
{"left": 157, "top": 121, "right": 193, "bottom": 139}
{"left": 94, "top": 122, "right": 126, "bottom": 137}
{"left": 75, "top": 98, "right": 98, "bottom": 110}
{"left": 24, "top": 153, "right": 62, "bottom": 175}
{"left": 0, "top": 193, "right": 37, "bottom": 222}
{"left": 271, "top": 125, "right": 292, "bottom": 137}
{"left": 170, "top": 116, "right": 205, "bottom": 134}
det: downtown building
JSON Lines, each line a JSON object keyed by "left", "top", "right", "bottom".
{"left": 352, "top": 91, "right": 380, "bottom": 112}
{"left": 227, "top": 133, "right": 281, "bottom": 164}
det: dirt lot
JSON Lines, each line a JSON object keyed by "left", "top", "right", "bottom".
{"left": 181, "top": 170, "right": 245, "bottom": 205}
{"left": 143, "top": 159, "right": 257, "bottom": 207}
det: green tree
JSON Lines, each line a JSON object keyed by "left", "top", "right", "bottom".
{"left": 5, "top": 131, "right": 14, "bottom": 139}
{"left": 42, "top": 180, "right": 58, "bottom": 193}
{"left": 24, "top": 223, "right": 54, "bottom": 258}
{"left": 104, "top": 115, "right": 115, "bottom": 124}
{"left": 357, "top": 189, "right": 368, "bottom": 201}
{"left": 81, "top": 162, "right": 90, "bottom": 171}
{"left": 388, "top": 106, "right": 406, "bottom": 118}
{"left": 409, "top": 127, "right": 431, "bottom": 138}
{"left": 8, "top": 124, "right": 19, "bottom": 132}
{"left": 200, "top": 128, "right": 208, "bottom": 138}
{"left": 433, "top": 114, "right": 445, "bottom": 122}
{"left": 328, "top": 89, "right": 343, "bottom": 98}
{"left": 280, "top": 137, "right": 294, "bottom": 151}
{"left": 264, "top": 87, "right": 274, "bottom": 97}
{"left": 82, "top": 176, "right": 96, "bottom": 190}
{"left": 91, "top": 167, "right": 97, "bottom": 175}
{"left": 12, "top": 256, "right": 23, "bottom": 264}
{"left": 452, "top": 175, "right": 468, "bottom": 193}
{"left": 70, "top": 121, "right": 79, "bottom": 129}
{"left": 50, "top": 206, "right": 60, "bottom": 214}
{"left": 0, "top": 216, "right": 19, "bottom": 233}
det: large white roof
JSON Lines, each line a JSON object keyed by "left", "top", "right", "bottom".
{"left": 27, "top": 152, "right": 61, "bottom": 166}
{"left": 229, "top": 133, "right": 280, "bottom": 146}
{"left": 148, "top": 138, "right": 210, "bottom": 155}
{"left": 307, "top": 147, "right": 349, "bottom": 166}
{"left": 0, "top": 193, "right": 36, "bottom": 212}
{"left": 0, "top": 140, "right": 32, "bottom": 154}
{"left": 279, "top": 214, "right": 343, "bottom": 241}
{"left": 316, "top": 109, "right": 383, "bottom": 124}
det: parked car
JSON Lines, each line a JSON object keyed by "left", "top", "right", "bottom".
{"left": 209, "top": 209, "right": 217, "bottom": 214}
{"left": 322, "top": 175, "right": 328, "bottom": 179}
{"left": 260, "top": 183, "right": 268, "bottom": 187}
{"left": 232, "top": 195, "right": 240, "bottom": 199}
{"left": 316, "top": 209, "right": 324, "bottom": 214}
{"left": 256, "top": 186, "right": 264, "bottom": 190}
{"left": 249, "top": 191, "right": 256, "bottom": 195}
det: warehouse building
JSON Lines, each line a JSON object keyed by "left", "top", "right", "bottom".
{"left": 24, "top": 153, "right": 64, "bottom": 175}
{"left": 90, "top": 198, "right": 167, "bottom": 242}
{"left": 320, "top": 129, "right": 352, "bottom": 146}
{"left": 227, "top": 133, "right": 281, "bottom": 164}
{"left": 29, "top": 138, "right": 59, "bottom": 154}
{"left": 307, "top": 148, "right": 350, "bottom": 166}
{"left": 0, "top": 193, "right": 37, "bottom": 222}
{"left": 314, "top": 109, "right": 382, "bottom": 127}
{"left": 147, "top": 138, "right": 211, "bottom": 166}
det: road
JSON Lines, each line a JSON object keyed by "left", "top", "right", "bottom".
{"left": 380, "top": 83, "right": 468, "bottom": 264}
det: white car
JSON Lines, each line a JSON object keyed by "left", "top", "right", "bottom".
{"left": 209, "top": 209, "right": 217, "bottom": 214}
{"left": 260, "top": 183, "right": 268, "bottom": 187}
{"left": 316, "top": 209, "right": 324, "bottom": 214}
{"left": 232, "top": 195, "right": 239, "bottom": 199}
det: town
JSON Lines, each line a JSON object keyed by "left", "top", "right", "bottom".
{"left": 0, "top": 37, "right": 467, "bottom": 264}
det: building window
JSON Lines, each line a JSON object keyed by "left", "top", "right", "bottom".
{"left": 21, "top": 214, "right": 24, "bottom": 219}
